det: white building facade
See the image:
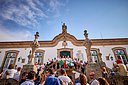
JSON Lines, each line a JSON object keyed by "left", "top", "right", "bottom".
{"left": 0, "top": 24, "right": 128, "bottom": 70}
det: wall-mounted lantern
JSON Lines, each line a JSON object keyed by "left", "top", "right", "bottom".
{"left": 110, "top": 56, "right": 113, "bottom": 61}
{"left": 18, "top": 56, "right": 22, "bottom": 62}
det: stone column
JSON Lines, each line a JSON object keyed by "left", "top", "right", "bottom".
{"left": 20, "top": 32, "right": 40, "bottom": 80}
{"left": 83, "top": 30, "right": 102, "bottom": 80}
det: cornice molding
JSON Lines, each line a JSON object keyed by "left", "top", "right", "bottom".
{"left": 0, "top": 32, "right": 128, "bottom": 48}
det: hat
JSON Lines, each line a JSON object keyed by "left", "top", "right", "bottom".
{"left": 115, "top": 59, "right": 122, "bottom": 64}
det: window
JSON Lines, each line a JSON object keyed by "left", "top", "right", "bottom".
{"left": 91, "top": 50, "right": 99, "bottom": 62}
{"left": 76, "top": 50, "right": 84, "bottom": 60}
{"left": 2, "top": 50, "right": 19, "bottom": 69}
{"left": 34, "top": 52, "right": 42, "bottom": 64}
{"left": 112, "top": 47, "right": 128, "bottom": 64}
{"left": 34, "top": 49, "right": 45, "bottom": 64}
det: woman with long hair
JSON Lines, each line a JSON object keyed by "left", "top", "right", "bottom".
{"left": 76, "top": 73, "right": 88, "bottom": 85}
{"left": 98, "top": 77, "right": 109, "bottom": 85}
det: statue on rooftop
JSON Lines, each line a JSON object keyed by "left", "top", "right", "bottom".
{"left": 62, "top": 23, "right": 67, "bottom": 33}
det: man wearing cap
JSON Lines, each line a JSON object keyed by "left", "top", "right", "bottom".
{"left": 89, "top": 72, "right": 99, "bottom": 85}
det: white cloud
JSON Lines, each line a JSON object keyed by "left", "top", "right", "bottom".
{"left": 0, "top": 25, "right": 33, "bottom": 42}
{"left": 0, "top": 0, "right": 47, "bottom": 29}
{"left": 0, "top": 0, "right": 67, "bottom": 41}
{"left": 0, "top": 0, "right": 65, "bottom": 29}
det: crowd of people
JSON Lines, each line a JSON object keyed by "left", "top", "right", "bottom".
{"left": 0, "top": 64, "right": 110, "bottom": 85}
{"left": 43, "top": 57, "right": 87, "bottom": 74}
{"left": 0, "top": 57, "right": 128, "bottom": 85}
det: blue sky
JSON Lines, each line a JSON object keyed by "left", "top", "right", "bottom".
{"left": 0, "top": 0, "right": 128, "bottom": 41}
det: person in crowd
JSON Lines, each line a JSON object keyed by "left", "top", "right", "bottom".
{"left": 41, "top": 63, "right": 45, "bottom": 69}
{"left": 116, "top": 60, "right": 128, "bottom": 76}
{"left": 0, "top": 69, "right": 3, "bottom": 79}
{"left": 34, "top": 62, "right": 38, "bottom": 73}
{"left": 44, "top": 68, "right": 61, "bottom": 85}
{"left": 14, "top": 65, "right": 17, "bottom": 70}
{"left": 46, "top": 62, "right": 49, "bottom": 66}
{"left": 98, "top": 77, "right": 109, "bottom": 85}
{"left": 37, "top": 63, "right": 42, "bottom": 77}
{"left": 48, "top": 59, "right": 53, "bottom": 65}
{"left": 57, "top": 60, "right": 60, "bottom": 69}
{"left": 20, "top": 72, "right": 28, "bottom": 84}
{"left": 58, "top": 68, "right": 73, "bottom": 85}
{"left": 109, "top": 70, "right": 115, "bottom": 77}
{"left": 76, "top": 73, "right": 89, "bottom": 85}
{"left": 72, "top": 58, "right": 77, "bottom": 69}
{"left": 81, "top": 66, "right": 85, "bottom": 74}
{"left": 102, "top": 67, "right": 108, "bottom": 78}
{"left": 112, "top": 62, "right": 120, "bottom": 76}
{"left": 13, "top": 67, "right": 22, "bottom": 81}
{"left": 54, "top": 58, "right": 57, "bottom": 62}
{"left": 59, "top": 58, "right": 64, "bottom": 68}
{"left": 21, "top": 71, "right": 36, "bottom": 85}
{"left": 53, "top": 59, "right": 56, "bottom": 69}
{"left": 126, "top": 62, "right": 128, "bottom": 71}
{"left": 40, "top": 72, "right": 47, "bottom": 85}
{"left": 2, "top": 64, "right": 17, "bottom": 79}
{"left": 89, "top": 72, "right": 99, "bottom": 85}
{"left": 64, "top": 56, "right": 67, "bottom": 68}
{"left": 35, "top": 76, "right": 41, "bottom": 85}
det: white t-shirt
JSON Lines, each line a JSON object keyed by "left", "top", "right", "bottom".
{"left": 58, "top": 75, "right": 71, "bottom": 85}
{"left": 3, "top": 69, "right": 17, "bottom": 78}
{"left": 76, "top": 83, "right": 89, "bottom": 85}
{"left": 90, "top": 79, "right": 99, "bottom": 85}
{"left": 13, "top": 72, "right": 20, "bottom": 81}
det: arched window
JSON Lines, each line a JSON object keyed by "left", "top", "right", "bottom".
{"left": 34, "top": 50, "right": 45, "bottom": 64}
{"left": 2, "top": 50, "right": 19, "bottom": 69}
{"left": 91, "top": 50, "right": 98, "bottom": 62}
{"left": 112, "top": 47, "right": 128, "bottom": 64}
{"left": 76, "top": 50, "right": 84, "bottom": 61}
{"left": 90, "top": 48, "right": 101, "bottom": 63}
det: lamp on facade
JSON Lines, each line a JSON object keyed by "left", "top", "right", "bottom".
{"left": 110, "top": 56, "right": 113, "bottom": 61}
{"left": 18, "top": 56, "right": 22, "bottom": 62}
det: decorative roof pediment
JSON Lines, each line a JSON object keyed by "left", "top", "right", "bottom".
{"left": 39, "top": 23, "right": 84, "bottom": 47}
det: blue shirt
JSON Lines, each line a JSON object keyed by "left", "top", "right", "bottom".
{"left": 44, "top": 75, "right": 61, "bottom": 85}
